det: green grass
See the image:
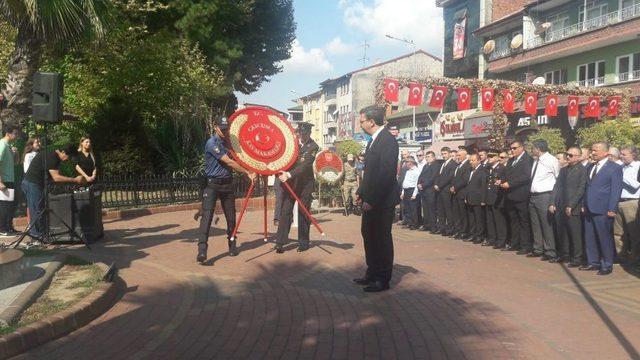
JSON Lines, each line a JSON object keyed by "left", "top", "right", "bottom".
{"left": 0, "top": 257, "right": 103, "bottom": 336}
{"left": 22, "top": 248, "right": 58, "bottom": 257}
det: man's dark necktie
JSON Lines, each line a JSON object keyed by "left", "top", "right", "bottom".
{"left": 590, "top": 163, "right": 599, "bottom": 180}
{"left": 531, "top": 160, "right": 539, "bottom": 180}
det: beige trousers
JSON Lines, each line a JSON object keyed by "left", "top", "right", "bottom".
{"left": 613, "top": 199, "right": 640, "bottom": 263}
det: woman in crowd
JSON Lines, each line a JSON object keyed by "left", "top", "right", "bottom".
{"left": 22, "top": 138, "right": 40, "bottom": 173}
{"left": 75, "top": 137, "right": 97, "bottom": 183}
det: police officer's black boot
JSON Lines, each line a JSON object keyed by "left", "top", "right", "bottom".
{"left": 197, "top": 243, "right": 207, "bottom": 264}
{"left": 274, "top": 243, "right": 284, "bottom": 254}
{"left": 228, "top": 238, "right": 238, "bottom": 256}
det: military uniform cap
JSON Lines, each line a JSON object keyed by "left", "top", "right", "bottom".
{"left": 215, "top": 116, "right": 230, "bottom": 129}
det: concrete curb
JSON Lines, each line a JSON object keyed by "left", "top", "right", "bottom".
{"left": 14, "top": 197, "right": 276, "bottom": 226}
{"left": 0, "top": 263, "right": 121, "bottom": 360}
{"left": 0, "top": 254, "right": 67, "bottom": 327}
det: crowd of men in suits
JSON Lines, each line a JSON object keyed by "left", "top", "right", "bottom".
{"left": 396, "top": 140, "right": 640, "bottom": 275}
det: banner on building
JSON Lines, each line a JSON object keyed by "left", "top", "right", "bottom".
{"left": 337, "top": 112, "right": 355, "bottom": 140}
{"left": 453, "top": 17, "right": 466, "bottom": 60}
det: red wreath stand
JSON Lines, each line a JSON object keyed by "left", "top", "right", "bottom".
{"left": 226, "top": 106, "right": 325, "bottom": 242}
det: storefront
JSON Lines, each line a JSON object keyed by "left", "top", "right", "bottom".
{"left": 428, "top": 109, "right": 478, "bottom": 153}
{"left": 463, "top": 111, "right": 493, "bottom": 149}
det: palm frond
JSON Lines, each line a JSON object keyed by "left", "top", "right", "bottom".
{"left": 0, "top": 0, "right": 108, "bottom": 41}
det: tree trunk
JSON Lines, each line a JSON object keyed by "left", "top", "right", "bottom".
{"left": 0, "top": 21, "right": 43, "bottom": 127}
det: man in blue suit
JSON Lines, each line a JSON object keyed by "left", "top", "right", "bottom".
{"left": 581, "top": 142, "right": 623, "bottom": 275}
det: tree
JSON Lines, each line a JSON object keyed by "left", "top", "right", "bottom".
{"left": 335, "top": 139, "right": 363, "bottom": 159}
{"left": 577, "top": 119, "right": 640, "bottom": 148}
{"left": 0, "top": 0, "right": 109, "bottom": 126}
{"left": 526, "top": 128, "right": 566, "bottom": 155}
{"left": 147, "top": 0, "right": 296, "bottom": 94}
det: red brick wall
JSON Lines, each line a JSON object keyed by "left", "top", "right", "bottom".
{"left": 491, "top": 0, "right": 531, "bottom": 21}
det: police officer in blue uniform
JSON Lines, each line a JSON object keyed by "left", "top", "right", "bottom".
{"left": 275, "top": 122, "right": 319, "bottom": 253}
{"left": 197, "top": 117, "right": 256, "bottom": 264}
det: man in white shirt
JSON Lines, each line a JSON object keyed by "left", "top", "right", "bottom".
{"left": 613, "top": 145, "right": 640, "bottom": 267}
{"left": 608, "top": 147, "right": 624, "bottom": 165}
{"left": 401, "top": 156, "right": 421, "bottom": 229}
{"left": 528, "top": 139, "right": 561, "bottom": 261}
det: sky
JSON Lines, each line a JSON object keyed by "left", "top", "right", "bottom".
{"left": 235, "top": 0, "right": 445, "bottom": 113}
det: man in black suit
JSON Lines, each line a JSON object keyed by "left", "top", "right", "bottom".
{"left": 484, "top": 150, "right": 508, "bottom": 248}
{"left": 553, "top": 147, "right": 586, "bottom": 267}
{"left": 354, "top": 106, "right": 400, "bottom": 292}
{"left": 417, "top": 151, "right": 441, "bottom": 231}
{"left": 451, "top": 147, "right": 472, "bottom": 239}
{"left": 466, "top": 153, "right": 487, "bottom": 243}
{"left": 501, "top": 140, "right": 534, "bottom": 253}
{"left": 275, "top": 122, "right": 319, "bottom": 253}
{"left": 434, "top": 147, "right": 457, "bottom": 235}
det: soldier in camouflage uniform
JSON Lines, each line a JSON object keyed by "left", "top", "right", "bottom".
{"left": 343, "top": 153, "right": 359, "bottom": 215}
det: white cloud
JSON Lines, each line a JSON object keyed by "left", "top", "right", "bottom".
{"left": 340, "top": 0, "right": 444, "bottom": 56}
{"left": 282, "top": 39, "right": 333, "bottom": 74}
{"left": 324, "top": 36, "right": 356, "bottom": 56}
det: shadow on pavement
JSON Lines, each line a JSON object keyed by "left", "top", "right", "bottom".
{"left": 19, "top": 260, "right": 526, "bottom": 359}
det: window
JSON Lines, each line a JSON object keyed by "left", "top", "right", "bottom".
{"left": 616, "top": 53, "right": 640, "bottom": 82}
{"left": 546, "top": 12, "right": 570, "bottom": 32}
{"left": 544, "top": 69, "right": 567, "bottom": 84}
{"left": 577, "top": 61, "right": 605, "bottom": 86}
{"left": 579, "top": 1, "right": 608, "bottom": 28}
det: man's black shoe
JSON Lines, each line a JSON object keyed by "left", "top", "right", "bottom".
{"left": 597, "top": 268, "right": 613, "bottom": 275}
{"left": 430, "top": 229, "right": 441, "bottom": 235}
{"left": 274, "top": 244, "right": 284, "bottom": 254}
{"left": 228, "top": 240, "right": 238, "bottom": 257}
{"left": 547, "top": 257, "right": 561, "bottom": 263}
{"left": 579, "top": 264, "right": 600, "bottom": 271}
{"left": 516, "top": 250, "right": 531, "bottom": 255}
{"left": 454, "top": 233, "right": 464, "bottom": 239}
{"left": 472, "top": 237, "right": 484, "bottom": 244}
{"left": 418, "top": 225, "right": 426, "bottom": 231}
{"left": 363, "top": 281, "right": 390, "bottom": 292}
{"left": 567, "top": 262, "right": 581, "bottom": 268}
{"left": 297, "top": 244, "right": 310, "bottom": 252}
{"left": 527, "top": 252, "right": 542, "bottom": 258}
{"left": 353, "top": 277, "right": 372, "bottom": 286}
{"left": 197, "top": 244, "right": 207, "bottom": 263}
{"left": 540, "top": 255, "right": 551, "bottom": 261}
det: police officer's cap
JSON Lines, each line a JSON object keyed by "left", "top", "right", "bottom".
{"left": 295, "top": 122, "right": 314, "bottom": 133}
{"left": 487, "top": 149, "right": 500, "bottom": 157}
{"left": 215, "top": 116, "right": 230, "bottom": 130}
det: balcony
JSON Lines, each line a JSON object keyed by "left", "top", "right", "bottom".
{"left": 525, "top": 3, "right": 640, "bottom": 50}
{"left": 578, "top": 76, "right": 605, "bottom": 87}
{"left": 488, "top": 47, "right": 514, "bottom": 61}
{"left": 324, "top": 93, "right": 336, "bottom": 106}
{"left": 618, "top": 70, "right": 640, "bottom": 82}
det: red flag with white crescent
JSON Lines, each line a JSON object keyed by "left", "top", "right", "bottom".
{"left": 607, "top": 96, "right": 621, "bottom": 117}
{"left": 383, "top": 78, "right": 399, "bottom": 102}
{"left": 586, "top": 96, "right": 601, "bottom": 118}
{"left": 456, "top": 88, "right": 471, "bottom": 110}
{"left": 501, "top": 89, "right": 515, "bottom": 113}
{"left": 568, "top": 96, "right": 580, "bottom": 117}
{"left": 524, "top": 92, "right": 538, "bottom": 116}
{"left": 481, "top": 88, "right": 494, "bottom": 111}
{"left": 407, "top": 82, "right": 424, "bottom": 106}
{"left": 429, "top": 85, "right": 448, "bottom": 109}
{"left": 545, "top": 95, "right": 559, "bottom": 117}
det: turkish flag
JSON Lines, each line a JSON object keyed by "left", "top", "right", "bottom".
{"left": 481, "top": 88, "right": 494, "bottom": 111}
{"left": 568, "top": 96, "right": 580, "bottom": 117}
{"left": 456, "top": 88, "right": 472, "bottom": 110}
{"left": 524, "top": 92, "right": 538, "bottom": 116}
{"left": 545, "top": 95, "right": 559, "bottom": 117}
{"left": 429, "top": 85, "right": 448, "bottom": 109}
{"left": 383, "top": 78, "right": 399, "bottom": 102}
{"left": 607, "top": 96, "right": 621, "bottom": 117}
{"left": 585, "top": 96, "right": 601, "bottom": 117}
{"left": 501, "top": 90, "right": 515, "bottom": 113}
{"left": 407, "top": 82, "right": 423, "bottom": 106}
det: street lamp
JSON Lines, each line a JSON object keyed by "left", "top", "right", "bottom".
{"left": 385, "top": 34, "right": 418, "bottom": 142}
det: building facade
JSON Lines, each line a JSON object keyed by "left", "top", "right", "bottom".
{"left": 318, "top": 50, "right": 443, "bottom": 148}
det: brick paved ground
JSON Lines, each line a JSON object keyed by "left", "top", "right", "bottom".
{"left": 11, "top": 209, "right": 640, "bottom": 359}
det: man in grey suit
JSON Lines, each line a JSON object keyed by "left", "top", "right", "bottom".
{"left": 553, "top": 147, "right": 587, "bottom": 267}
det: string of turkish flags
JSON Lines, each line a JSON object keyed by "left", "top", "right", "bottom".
{"left": 383, "top": 78, "right": 621, "bottom": 118}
